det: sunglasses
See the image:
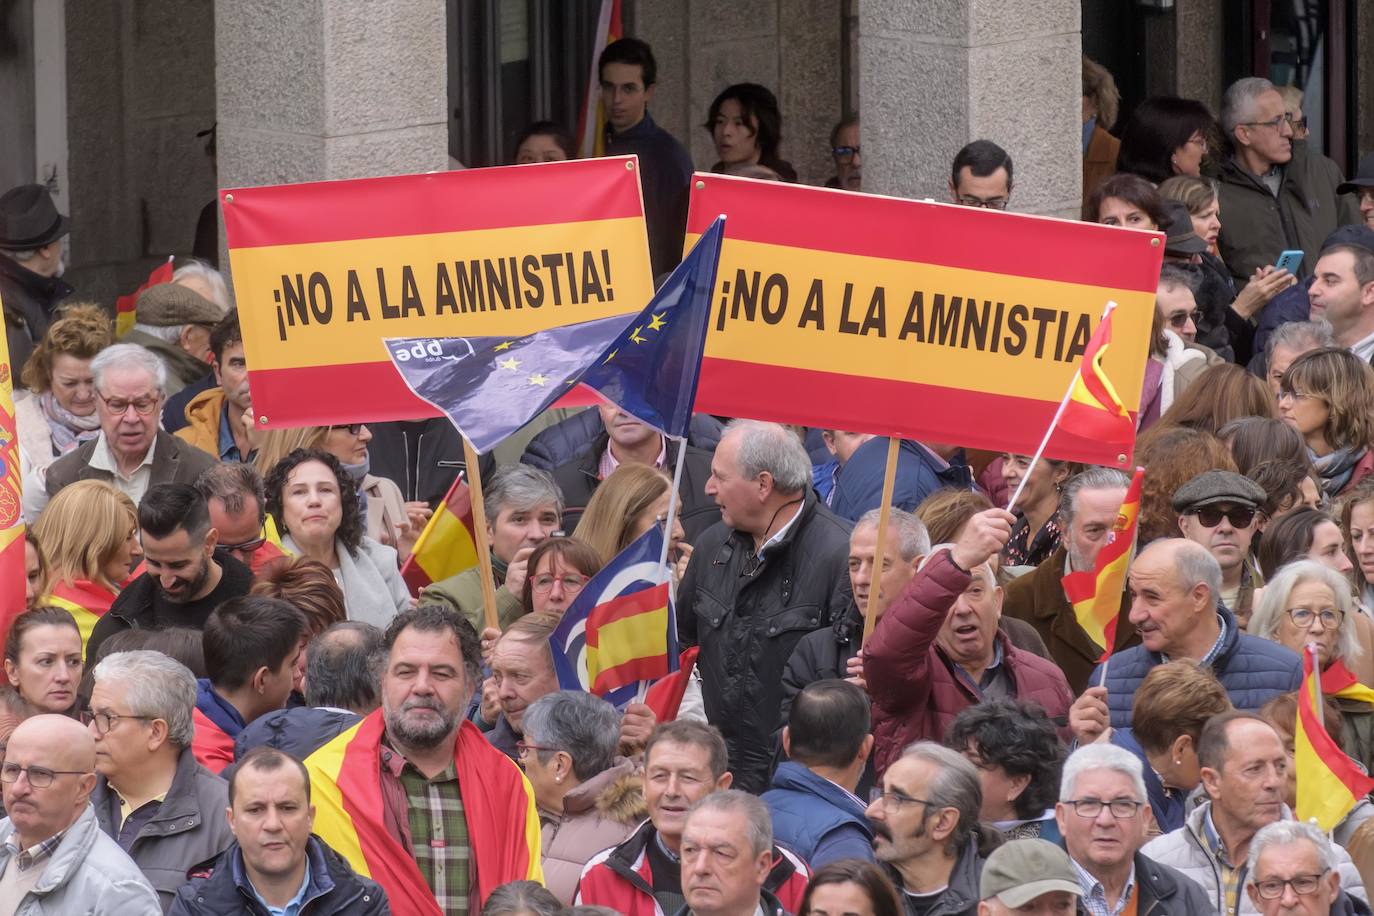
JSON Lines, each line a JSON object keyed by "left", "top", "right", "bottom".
{"left": 1189, "top": 506, "right": 1256, "bottom": 528}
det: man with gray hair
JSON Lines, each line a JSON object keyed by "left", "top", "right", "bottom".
{"left": 865, "top": 740, "right": 992, "bottom": 914}
{"left": 1264, "top": 319, "right": 1335, "bottom": 397}
{"left": 87, "top": 649, "right": 234, "bottom": 909}
{"left": 1056, "top": 744, "right": 1211, "bottom": 915}
{"left": 0, "top": 183, "right": 73, "bottom": 375}
{"left": 866, "top": 508, "right": 1072, "bottom": 776}
{"left": 39, "top": 342, "right": 217, "bottom": 515}
{"left": 679, "top": 419, "right": 853, "bottom": 793}
{"left": 1003, "top": 466, "right": 1138, "bottom": 694}
{"left": 421, "top": 463, "right": 565, "bottom": 632}
{"left": 1246, "top": 821, "right": 1356, "bottom": 916}
{"left": 1215, "top": 76, "right": 1361, "bottom": 285}
{"left": 234, "top": 621, "right": 385, "bottom": 762}
{"left": 780, "top": 507, "right": 929, "bottom": 722}
{"left": 681, "top": 790, "right": 785, "bottom": 916}
{"left": 1070, "top": 538, "right": 1301, "bottom": 744}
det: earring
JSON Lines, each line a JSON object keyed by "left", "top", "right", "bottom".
{"left": 1174, "top": 759, "right": 1182, "bottom": 765}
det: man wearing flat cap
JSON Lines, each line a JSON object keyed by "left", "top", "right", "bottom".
{"left": 0, "top": 184, "right": 74, "bottom": 376}
{"left": 1174, "top": 470, "right": 1267, "bottom": 627}
{"left": 122, "top": 283, "right": 227, "bottom": 396}
{"left": 977, "top": 838, "right": 1082, "bottom": 915}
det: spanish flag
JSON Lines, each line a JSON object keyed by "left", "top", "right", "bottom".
{"left": 1054, "top": 301, "right": 1136, "bottom": 451}
{"left": 401, "top": 477, "right": 479, "bottom": 596}
{"left": 45, "top": 580, "right": 118, "bottom": 653}
{"left": 1296, "top": 644, "right": 1374, "bottom": 832}
{"left": 1060, "top": 467, "right": 1143, "bottom": 659}
{"left": 576, "top": 0, "right": 623, "bottom": 158}
{"left": 114, "top": 256, "right": 174, "bottom": 339}
{"left": 1321, "top": 658, "right": 1374, "bottom": 705}
{"left": 0, "top": 312, "right": 24, "bottom": 641}
{"left": 306, "top": 711, "right": 542, "bottom": 915}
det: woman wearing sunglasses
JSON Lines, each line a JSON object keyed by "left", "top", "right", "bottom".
{"left": 1278, "top": 347, "right": 1374, "bottom": 498}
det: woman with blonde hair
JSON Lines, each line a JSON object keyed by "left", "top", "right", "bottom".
{"left": 254, "top": 423, "right": 428, "bottom": 557}
{"left": 1279, "top": 347, "right": 1374, "bottom": 496}
{"left": 573, "top": 464, "right": 686, "bottom": 574}
{"left": 31, "top": 479, "right": 140, "bottom": 649}
{"left": 16, "top": 304, "right": 113, "bottom": 519}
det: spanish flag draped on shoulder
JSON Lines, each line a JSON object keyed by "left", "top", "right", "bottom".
{"left": 1297, "top": 644, "right": 1374, "bottom": 832}
{"left": 1321, "top": 657, "right": 1374, "bottom": 705}
{"left": 45, "top": 580, "right": 118, "bottom": 653}
{"left": 1060, "top": 467, "right": 1143, "bottom": 659}
{"left": 306, "top": 710, "right": 542, "bottom": 915}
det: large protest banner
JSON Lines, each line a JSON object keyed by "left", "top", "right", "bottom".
{"left": 222, "top": 157, "right": 653, "bottom": 428}
{"left": 686, "top": 175, "right": 1163, "bottom": 465}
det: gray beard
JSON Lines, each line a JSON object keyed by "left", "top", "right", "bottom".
{"left": 384, "top": 700, "right": 459, "bottom": 750}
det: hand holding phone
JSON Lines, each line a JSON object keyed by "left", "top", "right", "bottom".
{"left": 1274, "top": 249, "right": 1304, "bottom": 275}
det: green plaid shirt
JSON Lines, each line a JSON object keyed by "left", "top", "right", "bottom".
{"left": 397, "top": 758, "right": 471, "bottom": 916}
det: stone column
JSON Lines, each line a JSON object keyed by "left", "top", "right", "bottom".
{"left": 859, "top": 0, "right": 1081, "bottom": 218}
{"left": 214, "top": 0, "right": 448, "bottom": 196}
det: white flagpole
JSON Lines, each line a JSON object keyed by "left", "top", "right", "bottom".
{"left": 659, "top": 435, "right": 689, "bottom": 586}
{"left": 1007, "top": 300, "right": 1118, "bottom": 513}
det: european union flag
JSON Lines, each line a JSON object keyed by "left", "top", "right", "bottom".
{"left": 579, "top": 215, "right": 723, "bottom": 439}
{"left": 384, "top": 217, "right": 724, "bottom": 453}
{"left": 549, "top": 524, "right": 677, "bottom": 709}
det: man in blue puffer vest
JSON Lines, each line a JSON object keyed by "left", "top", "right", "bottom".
{"left": 762, "top": 679, "right": 875, "bottom": 868}
{"left": 1069, "top": 537, "right": 1301, "bottom": 744}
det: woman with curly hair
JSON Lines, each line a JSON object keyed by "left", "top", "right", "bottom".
{"left": 1133, "top": 425, "right": 1238, "bottom": 545}
{"left": 15, "top": 304, "right": 113, "bottom": 502}
{"left": 264, "top": 448, "right": 409, "bottom": 626}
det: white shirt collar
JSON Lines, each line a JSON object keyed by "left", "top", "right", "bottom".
{"left": 88, "top": 430, "right": 157, "bottom": 479}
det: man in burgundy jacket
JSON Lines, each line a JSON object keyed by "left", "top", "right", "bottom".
{"left": 865, "top": 508, "right": 1074, "bottom": 777}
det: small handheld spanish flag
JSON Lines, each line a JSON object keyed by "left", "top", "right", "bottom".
{"left": 1297, "top": 644, "right": 1374, "bottom": 832}
{"left": 1060, "top": 466, "right": 1143, "bottom": 659}
{"left": 399, "top": 476, "right": 479, "bottom": 595}
{"left": 114, "top": 256, "right": 174, "bottom": 339}
{"left": 1054, "top": 300, "right": 1136, "bottom": 451}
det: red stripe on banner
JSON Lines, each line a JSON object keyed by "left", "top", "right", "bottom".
{"left": 686, "top": 175, "right": 1164, "bottom": 293}
{"left": 250, "top": 362, "right": 438, "bottom": 426}
{"left": 223, "top": 158, "right": 645, "bottom": 249}
{"left": 695, "top": 356, "right": 1138, "bottom": 466}
{"left": 592, "top": 654, "right": 674, "bottom": 695}
{"left": 587, "top": 584, "right": 670, "bottom": 636}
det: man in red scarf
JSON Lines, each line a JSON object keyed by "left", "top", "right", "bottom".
{"left": 307, "top": 606, "right": 542, "bottom": 916}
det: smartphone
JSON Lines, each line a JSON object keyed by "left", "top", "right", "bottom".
{"left": 1274, "top": 249, "right": 1304, "bottom": 275}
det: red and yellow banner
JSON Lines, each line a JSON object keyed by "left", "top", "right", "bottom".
{"left": 222, "top": 157, "right": 653, "bottom": 428}
{"left": 0, "top": 295, "right": 25, "bottom": 639}
{"left": 686, "top": 176, "right": 1163, "bottom": 464}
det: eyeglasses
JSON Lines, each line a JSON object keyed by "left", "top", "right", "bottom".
{"left": 1166, "top": 309, "right": 1203, "bottom": 328}
{"left": 220, "top": 525, "right": 268, "bottom": 555}
{"left": 1278, "top": 388, "right": 1322, "bottom": 404}
{"left": 0, "top": 762, "right": 91, "bottom": 788}
{"left": 329, "top": 423, "right": 364, "bottom": 436}
{"left": 1188, "top": 506, "right": 1256, "bottom": 529}
{"left": 832, "top": 145, "right": 860, "bottom": 163}
{"left": 869, "top": 788, "right": 933, "bottom": 813}
{"left": 1063, "top": 798, "right": 1143, "bottom": 818}
{"left": 1288, "top": 115, "right": 1308, "bottom": 131}
{"left": 1185, "top": 134, "right": 1209, "bottom": 151}
{"left": 1286, "top": 606, "right": 1344, "bottom": 629}
{"left": 531, "top": 574, "right": 588, "bottom": 594}
{"left": 515, "top": 741, "right": 558, "bottom": 757}
{"left": 1252, "top": 871, "right": 1329, "bottom": 900}
{"left": 81, "top": 711, "right": 155, "bottom": 735}
{"left": 97, "top": 392, "right": 160, "bottom": 416}
{"left": 957, "top": 196, "right": 1010, "bottom": 211}
{"left": 1242, "top": 115, "right": 1292, "bottom": 132}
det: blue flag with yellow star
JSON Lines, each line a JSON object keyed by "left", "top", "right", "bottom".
{"left": 384, "top": 216, "right": 724, "bottom": 452}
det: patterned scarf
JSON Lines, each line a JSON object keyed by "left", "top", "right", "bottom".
{"left": 40, "top": 390, "right": 101, "bottom": 454}
{"left": 1311, "top": 445, "right": 1364, "bottom": 497}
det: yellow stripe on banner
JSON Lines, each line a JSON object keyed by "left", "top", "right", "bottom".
{"left": 304, "top": 723, "right": 372, "bottom": 878}
{"left": 586, "top": 607, "right": 669, "bottom": 677}
{"left": 416, "top": 506, "right": 480, "bottom": 584}
{"left": 694, "top": 236, "right": 1155, "bottom": 408}
{"left": 45, "top": 594, "right": 104, "bottom": 656}
{"left": 230, "top": 217, "right": 652, "bottom": 371}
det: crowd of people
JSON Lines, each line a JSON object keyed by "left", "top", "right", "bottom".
{"left": 2, "top": 30, "right": 1374, "bottom": 916}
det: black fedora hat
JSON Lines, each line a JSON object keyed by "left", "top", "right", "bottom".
{"left": 0, "top": 184, "right": 70, "bottom": 250}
